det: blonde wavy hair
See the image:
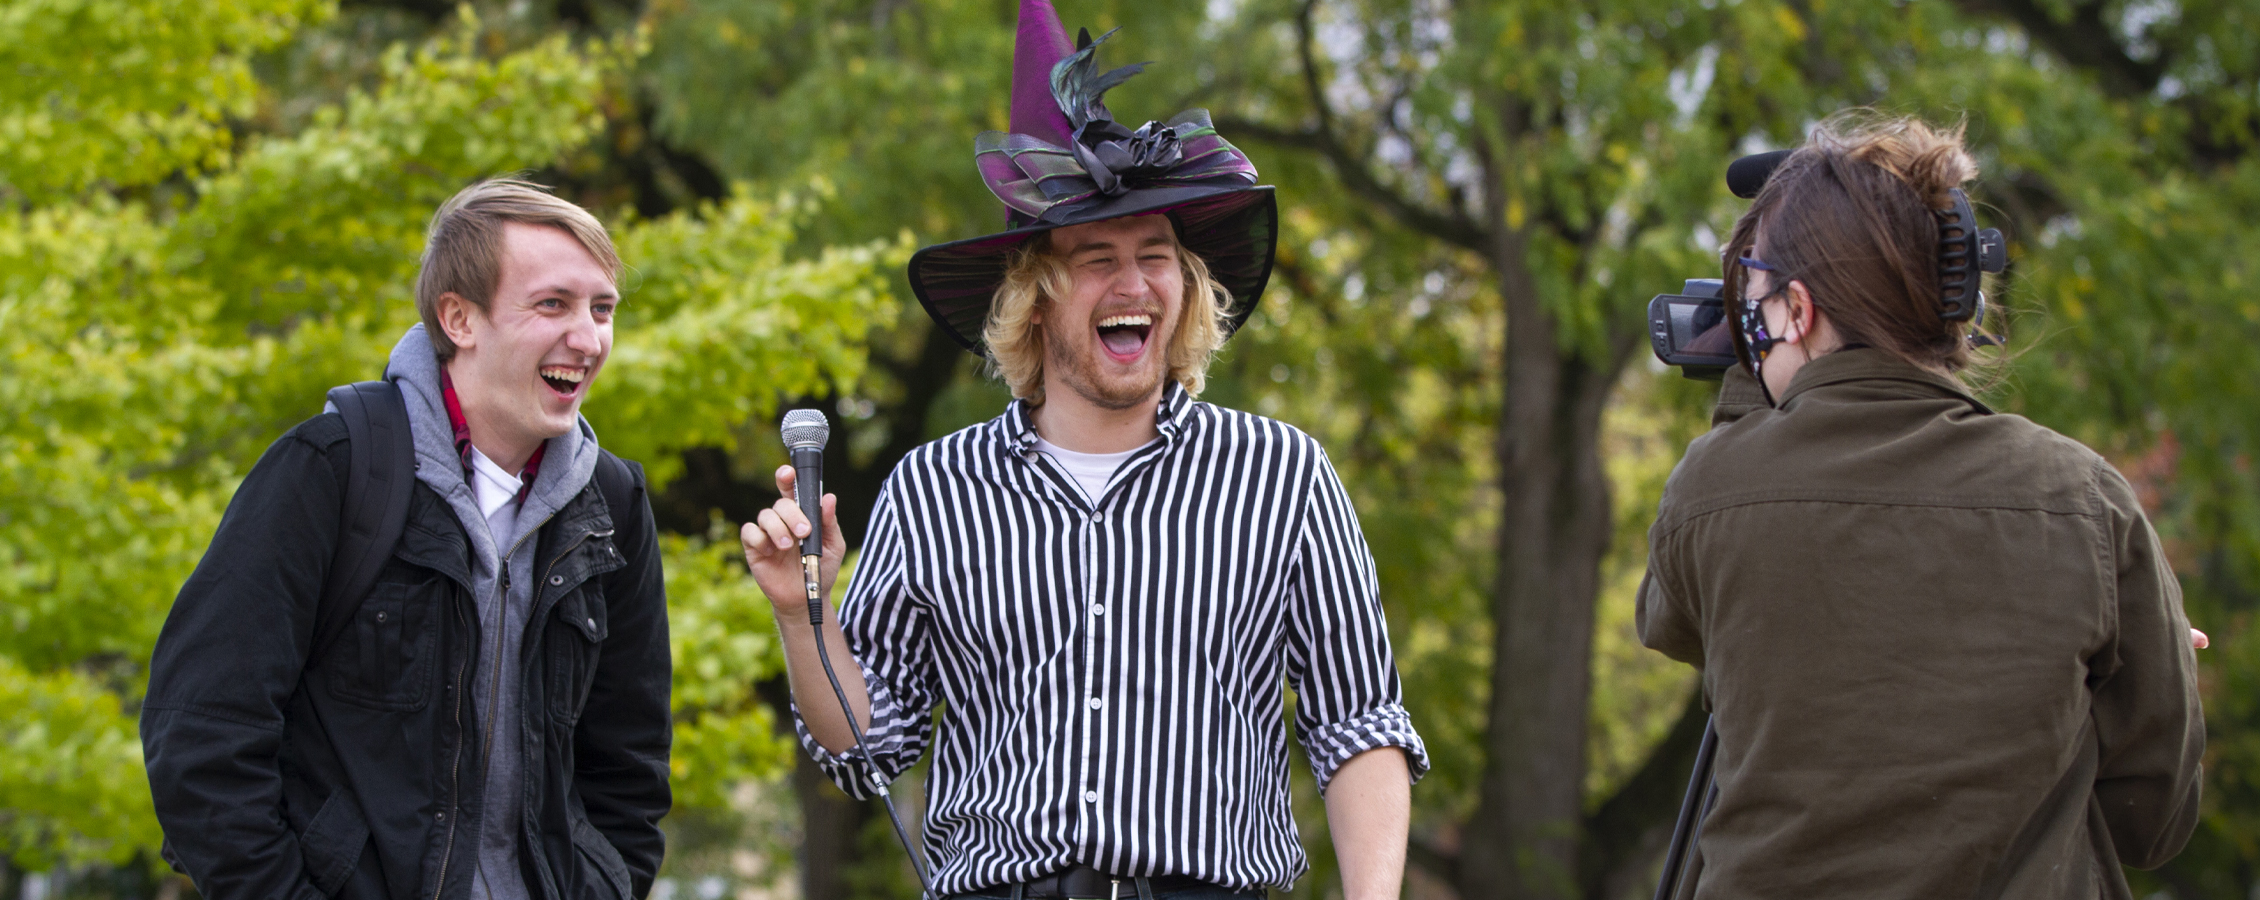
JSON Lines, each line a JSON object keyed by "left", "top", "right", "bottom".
{"left": 982, "top": 224, "right": 1232, "bottom": 404}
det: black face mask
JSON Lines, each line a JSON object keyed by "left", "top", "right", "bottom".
{"left": 1732, "top": 255, "right": 1786, "bottom": 380}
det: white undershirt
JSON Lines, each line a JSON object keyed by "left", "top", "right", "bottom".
{"left": 1034, "top": 437, "right": 1151, "bottom": 504}
{"left": 466, "top": 445, "right": 524, "bottom": 546}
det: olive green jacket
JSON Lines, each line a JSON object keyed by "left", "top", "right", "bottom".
{"left": 1640, "top": 349, "right": 2203, "bottom": 900}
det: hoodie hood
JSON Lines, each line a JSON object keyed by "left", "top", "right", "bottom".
{"left": 384, "top": 323, "right": 602, "bottom": 559}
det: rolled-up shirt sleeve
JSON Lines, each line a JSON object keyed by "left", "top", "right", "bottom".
{"left": 792, "top": 486, "right": 937, "bottom": 799}
{"left": 1286, "top": 448, "right": 1429, "bottom": 793}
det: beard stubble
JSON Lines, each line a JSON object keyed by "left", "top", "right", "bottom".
{"left": 1041, "top": 314, "right": 1172, "bottom": 411}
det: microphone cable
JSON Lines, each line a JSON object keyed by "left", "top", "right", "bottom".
{"left": 783, "top": 408, "right": 933, "bottom": 898}
{"left": 805, "top": 567, "right": 934, "bottom": 898}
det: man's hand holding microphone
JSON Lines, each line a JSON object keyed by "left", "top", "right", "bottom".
{"left": 737, "top": 412, "right": 864, "bottom": 756}
{"left": 739, "top": 411, "right": 936, "bottom": 894}
{"left": 741, "top": 465, "right": 844, "bottom": 616}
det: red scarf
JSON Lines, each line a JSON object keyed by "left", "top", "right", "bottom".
{"left": 440, "top": 368, "right": 544, "bottom": 506}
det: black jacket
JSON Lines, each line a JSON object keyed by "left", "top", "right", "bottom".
{"left": 142, "top": 413, "right": 671, "bottom": 900}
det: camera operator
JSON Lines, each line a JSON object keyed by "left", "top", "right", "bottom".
{"left": 1639, "top": 115, "right": 2204, "bottom": 898}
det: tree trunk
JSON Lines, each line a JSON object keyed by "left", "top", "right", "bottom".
{"left": 1458, "top": 220, "right": 1623, "bottom": 899}
{"left": 793, "top": 751, "right": 877, "bottom": 900}
{"left": 758, "top": 674, "right": 875, "bottom": 900}
{"left": 1579, "top": 689, "right": 1709, "bottom": 900}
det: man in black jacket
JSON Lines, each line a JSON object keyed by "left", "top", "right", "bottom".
{"left": 142, "top": 179, "right": 671, "bottom": 900}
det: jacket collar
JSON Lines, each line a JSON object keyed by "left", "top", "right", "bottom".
{"left": 1774, "top": 347, "right": 1993, "bottom": 414}
{"left": 1000, "top": 379, "right": 1197, "bottom": 454}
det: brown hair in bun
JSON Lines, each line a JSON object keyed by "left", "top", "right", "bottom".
{"left": 1722, "top": 112, "right": 1996, "bottom": 376}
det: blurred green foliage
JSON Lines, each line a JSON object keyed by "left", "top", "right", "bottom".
{"left": 0, "top": 0, "right": 331, "bottom": 202}
{"left": 638, "top": 0, "right": 2260, "bottom": 895}
{"left": 0, "top": 0, "right": 898, "bottom": 875}
{"left": 13, "top": 0, "right": 2260, "bottom": 898}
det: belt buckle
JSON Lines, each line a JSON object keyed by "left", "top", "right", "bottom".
{"left": 1065, "top": 880, "right": 1118, "bottom": 900}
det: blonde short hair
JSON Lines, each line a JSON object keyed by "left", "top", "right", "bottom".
{"left": 982, "top": 226, "right": 1232, "bottom": 404}
{"left": 415, "top": 177, "right": 622, "bottom": 362}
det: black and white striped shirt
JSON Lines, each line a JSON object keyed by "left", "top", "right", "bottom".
{"left": 794, "top": 382, "right": 1428, "bottom": 892}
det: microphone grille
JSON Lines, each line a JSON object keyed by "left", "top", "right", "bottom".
{"left": 780, "top": 409, "right": 830, "bottom": 450}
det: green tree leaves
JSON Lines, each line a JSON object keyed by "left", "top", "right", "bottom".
{"left": 660, "top": 533, "right": 799, "bottom": 810}
{"left": 0, "top": 2, "right": 895, "bottom": 872}
{"left": 600, "top": 186, "right": 909, "bottom": 484}
{"left": 0, "top": 0, "right": 330, "bottom": 200}
{"left": 0, "top": 658, "right": 157, "bottom": 870}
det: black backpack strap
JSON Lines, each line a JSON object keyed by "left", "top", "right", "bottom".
{"left": 315, "top": 380, "right": 416, "bottom": 664}
{"left": 592, "top": 450, "right": 645, "bottom": 550}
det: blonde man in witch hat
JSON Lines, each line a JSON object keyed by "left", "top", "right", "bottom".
{"left": 739, "top": 2, "right": 1426, "bottom": 898}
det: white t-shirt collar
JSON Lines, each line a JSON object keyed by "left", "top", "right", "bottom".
{"left": 466, "top": 445, "right": 524, "bottom": 521}
{"left": 1033, "top": 437, "right": 1153, "bottom": 504}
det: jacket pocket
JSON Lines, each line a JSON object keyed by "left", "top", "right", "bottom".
{"left": 298, "top": 791, "right": 371, "bottom": 897}
{"left": 550, "top": 586, "right": 611, "bottom": 725}
{"left": 570, "top": 817, "right": 633, "bottom": 900}
{"left": 325, "top": 577, "right": 440, "bottom": 711}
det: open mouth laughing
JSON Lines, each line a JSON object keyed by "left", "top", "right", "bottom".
{"left": 539, "top": 365, "right": 587, "bottom": 398}
{"left": 1096, "top": 313, "right": 1155, "bottom": 362}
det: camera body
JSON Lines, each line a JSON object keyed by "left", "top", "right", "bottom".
{"left": 1648, "top": 280, "right": 1735, "bottom": 380}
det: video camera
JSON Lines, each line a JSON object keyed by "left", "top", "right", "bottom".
{"left": 1649, "top": 150, "right": 2006, "bottom": 379}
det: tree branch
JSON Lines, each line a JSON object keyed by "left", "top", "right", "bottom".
{"left": 1213, "top": 0, "right": 1488, "bottom": 252}
{"left": 1949, "top": 0, "right": 2166, "bottom": 98}
{"left": 1219, "top": 118, "right": 1489, "bottom": 251}
{"left": 1296, "top": 0, "right": 1338, "bottom": 144}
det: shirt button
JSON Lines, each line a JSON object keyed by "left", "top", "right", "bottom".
{"left": 586, "top": 617, "right": 597, "bottom": 630}
{"left": 549, "top": 575, "right": 565, "bottom": 586}
{"left": 1090, "top": 604, "right": 1105, "bottom": 616}
{"left": 1088, "top": 697, "right": 1102, "bottom": 710}
{"left": 1084, "top": 790, "right": 1099, "bottom": 803}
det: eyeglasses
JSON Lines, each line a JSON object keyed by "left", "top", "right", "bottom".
{"left": 1733, "top": 255, "right": 1787, "bottom": 373}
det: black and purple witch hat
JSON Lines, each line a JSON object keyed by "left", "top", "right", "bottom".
{"left": 907, "top": 0, "right": 1278, "bottom": 356}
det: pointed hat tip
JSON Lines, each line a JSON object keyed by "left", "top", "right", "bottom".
{"left": 1011, "top": 0, "right": 1076, "bottom": 147}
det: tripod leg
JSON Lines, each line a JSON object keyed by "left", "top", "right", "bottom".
{"left": 1653, "top": 718, "right": 1719, "bottom": 900}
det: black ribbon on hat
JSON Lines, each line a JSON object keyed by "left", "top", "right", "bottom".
{"left": 1074, "top": 118, "right": 1186, "bottom": 196}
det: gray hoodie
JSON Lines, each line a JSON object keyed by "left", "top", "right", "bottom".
{"left": 381, "top": 325, "right": 602, "bottom": 900}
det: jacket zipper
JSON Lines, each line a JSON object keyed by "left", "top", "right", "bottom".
{"left": 455, "top": 522, "right": 611, "bottom": 898}
{"left": 453, "top": 524, "right": 543, "bottom": 900}
{"left": 473, "top": 528, "right": 542, "bottom": 806}
{"left": 432, "top": 599, "right": 472, "bottom": 900}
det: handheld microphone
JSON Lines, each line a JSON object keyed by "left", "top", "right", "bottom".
{"left": 777, "top": 407, "right": 936, "bottom": 897}
{"left": 780, "top": 409, "right": 829, "bottom": 623}
{"left": 781, "top": 409, "right": 828, "bottom": 556}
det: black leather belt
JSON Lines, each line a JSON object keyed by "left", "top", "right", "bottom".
{"left": 976, "top": 865, "right": 1228, "bottom": 900}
